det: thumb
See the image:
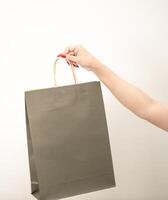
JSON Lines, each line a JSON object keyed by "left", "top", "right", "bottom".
{"left": 66, "top": 55, "right": 78, "bottom": 63}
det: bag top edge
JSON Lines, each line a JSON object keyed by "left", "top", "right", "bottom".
{"left": 24, "top": 81, "right": 100, "bottom": 94}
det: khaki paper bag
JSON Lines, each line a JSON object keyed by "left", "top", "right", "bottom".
{"left": 25, "top": 58, "right": 115, "bottom": 200}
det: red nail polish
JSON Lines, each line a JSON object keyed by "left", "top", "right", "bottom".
{"left": 72, "top": 64, "right": 79, "bottom": 68}
{"left": 57, "top": 53, "right": 66, "bottom": 58}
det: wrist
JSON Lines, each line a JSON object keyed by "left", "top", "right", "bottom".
{"left": 90, "top": 58, "right": 105, "bottom": 74}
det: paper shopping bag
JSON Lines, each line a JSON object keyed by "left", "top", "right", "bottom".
{"left": 25, "top": 57, "right": 115, "bottom": 200}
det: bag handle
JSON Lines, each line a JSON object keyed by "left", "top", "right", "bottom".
{"left": 53, "top": 55, "right": 78, "bottom": 87}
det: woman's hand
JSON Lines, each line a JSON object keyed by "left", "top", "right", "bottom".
{"left": 62, "top": 45, "right": 168, "bottom": 131}
{"left": 63, "top": 45, "right": 100, "bottom": 71}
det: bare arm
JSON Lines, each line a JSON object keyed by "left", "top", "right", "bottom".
{"left": 64, "top": 45, "right": 168, "bottom": 131}
{"left": 92, "top": 61, "right": 168, "bottom": 131}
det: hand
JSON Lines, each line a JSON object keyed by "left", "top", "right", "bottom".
{"left": 63, "top": 45, "right": 100, "bottom": 71}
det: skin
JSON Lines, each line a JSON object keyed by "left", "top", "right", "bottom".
{"left": 63, "top": 45, "right": 168, "bottom": 131}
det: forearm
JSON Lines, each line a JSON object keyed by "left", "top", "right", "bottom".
{"left": 92, "top": 61, "right": 154, "bottom": 119}
{"left": 64, "top": 45, "right": 168, "bottom": 131}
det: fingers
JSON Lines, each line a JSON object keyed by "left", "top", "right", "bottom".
{"left": 63, "top": 46, "right": 76, "bottom": 54}
{"left": 66, "top": 59, "right": 78, "bottom": 67}
{"left": 66, "top": 55, "right": 78, "bottom": 63}
{"left": 57, "top": 48, "right": 79, "bottom": 67}
{"left": 62, "top": 45, "right": 81, "bottom": 68}
{"left": 63, "top": 45, "right": 81, "bottom": 56}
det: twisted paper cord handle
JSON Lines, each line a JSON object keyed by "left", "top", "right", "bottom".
{"left": 53, "top": 54, "right": 78, "bottom": 87}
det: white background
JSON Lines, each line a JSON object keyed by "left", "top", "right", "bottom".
{"left": 0, "top": 0, "right": 168, "bottom": 200}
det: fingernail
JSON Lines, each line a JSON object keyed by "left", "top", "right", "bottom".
{"left": 57, "top": 53, "right": 66, "bottom": 58}
{"left": 72, "top": 63, "right": 79, "bottom": 68}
